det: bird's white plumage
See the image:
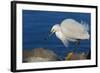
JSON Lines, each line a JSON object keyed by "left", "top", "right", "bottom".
{"left": 60, "top": 19, "right": 89, "bottom": 39}
{"left": 50, "top": 19, "right": 90, "bottom": 47}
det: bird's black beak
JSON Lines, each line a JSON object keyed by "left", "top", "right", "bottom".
{"left": 49, "top": 32, "right": 54, "bottom": 37}
{"left": 44, "top": 32, "right": 54, "bottom": 40}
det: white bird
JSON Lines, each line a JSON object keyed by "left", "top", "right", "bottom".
{"left": 50, "top": 19, "right": 89, "bottom": 47}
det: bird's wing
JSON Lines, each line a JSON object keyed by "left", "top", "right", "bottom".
{"left": 60, "top": 19, "right": 87, "bottom": 39}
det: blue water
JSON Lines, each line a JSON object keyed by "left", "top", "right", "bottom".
{"left": 23, "top": 10, "right": 91, "bottom": 59}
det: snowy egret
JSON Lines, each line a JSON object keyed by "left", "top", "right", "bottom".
{"left": 50, "top": 19, "right": 89, "bottom": 47}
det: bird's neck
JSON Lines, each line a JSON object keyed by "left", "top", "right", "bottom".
{"left": 55, "top": 31, "right": 65, "bottom": 41}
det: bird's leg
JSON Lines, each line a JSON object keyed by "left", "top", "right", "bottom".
{"left": 76, "top": 39, "right": 80, "bottom": 48}
{"left": 73, "top": 39, "right": 80, "bottom": 52}
{"left": 66, "top": 39, "right": 80, "bottom": 60}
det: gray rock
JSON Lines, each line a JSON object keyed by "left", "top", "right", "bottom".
{"left": 23, "top": 48, "right": 59, "bottom": 62}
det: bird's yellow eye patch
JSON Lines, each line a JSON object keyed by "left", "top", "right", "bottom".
{"left": 51, "top": 29, "right": 56, "bottom": 33}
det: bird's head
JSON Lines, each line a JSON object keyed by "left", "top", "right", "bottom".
{"left": 44, "top": 24, "right": 60, "bottom": 40}
{"left": 51, "top": 24, "right": 60, "bottom": 33}
{"left": 48, "top": 24, "right": 60, "bottom": 37}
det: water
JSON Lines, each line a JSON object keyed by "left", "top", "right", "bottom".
{"left": 23, "top": 10, "right": 91, "bottom": 59}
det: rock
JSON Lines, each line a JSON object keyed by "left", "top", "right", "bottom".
{"left": 23, "top": 48, "right": 59, "bottom": 62}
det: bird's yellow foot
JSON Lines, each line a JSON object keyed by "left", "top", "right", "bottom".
{"left": 66, "top": 52, "right": 73, "bottom": 60}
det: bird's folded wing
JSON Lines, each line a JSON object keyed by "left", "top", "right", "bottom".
{"left": 60, "top": 19, "right": 87, "bottom": 39}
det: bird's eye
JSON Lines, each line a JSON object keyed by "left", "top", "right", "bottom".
{"left": 51, "top": 29, "right": 54, "bottom": 32}
{"left": 53, "top": 29, "right": 54, "bottom": 31}
{"left": 53, "top": 29, "right": 56, "bottom": 32}
{"left": 52, "top": 29, "right": 54, "bottom": 31}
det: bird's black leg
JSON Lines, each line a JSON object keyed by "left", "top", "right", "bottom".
{"left": 73, "top": 39, "right": 80, "bottom": 52}
{"left": 76, "top": 39, "right": 80, "bottom": 48}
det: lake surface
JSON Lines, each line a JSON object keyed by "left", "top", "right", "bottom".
{"left": 23, "top": 10, "right": 91, "bottom": 60}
